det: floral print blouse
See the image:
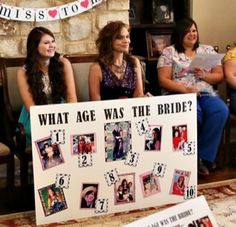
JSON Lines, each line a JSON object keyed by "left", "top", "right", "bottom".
{"left": 157, "top": 44, "right": 221, "bottom": 95}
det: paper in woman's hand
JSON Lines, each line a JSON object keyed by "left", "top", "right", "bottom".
{"left": 189, "top": 53, "right": 224, "bottom": 70}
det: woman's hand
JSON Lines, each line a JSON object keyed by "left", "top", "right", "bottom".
{"left": 193, "top": 67, "right": 208, "bottom": 79}
{"left": 144, "top": 92, "right": 153, "bottom": 97}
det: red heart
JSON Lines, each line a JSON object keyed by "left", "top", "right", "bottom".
{"left": 80, "top": 0, "right": 89, "bottom": 8}
{"left": 48, "top": 9, "right": 57, "bottom": 18}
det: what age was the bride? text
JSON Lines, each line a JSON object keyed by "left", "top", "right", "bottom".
{"left": 37, "top": 100, "right": 193, "bottom": 127}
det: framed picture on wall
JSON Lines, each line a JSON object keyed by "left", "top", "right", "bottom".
{"left": 146, "top": 30, "right": 172, "bottom": 61}
{"left": 152, "top": 0, "right": 174, "bottom": 24}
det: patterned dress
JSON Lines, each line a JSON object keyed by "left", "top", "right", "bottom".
{"left": 18, "top": 72, "right": 54, "bottom": 145}
{"left": 157, "top": 44, "right": 219, "bottom": 95}
{"left": 99, "top": 62, "right": 137, "bottom": 100}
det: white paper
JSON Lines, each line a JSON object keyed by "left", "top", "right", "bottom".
{"left": 189, "top": 53, "right": 224, "bottom": 70}
{"left": 124, "top": 195, "right": 218, "bottom": 227}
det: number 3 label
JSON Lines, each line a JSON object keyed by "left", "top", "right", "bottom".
{"left": 124, "top": 151, "right": 139, "bottom": 167}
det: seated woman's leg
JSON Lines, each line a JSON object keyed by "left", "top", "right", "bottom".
{"left": 197, "top": 95, "right": 229, "bottom": 163}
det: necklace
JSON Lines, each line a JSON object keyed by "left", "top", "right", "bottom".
{"left": 112, "top": 60, "right": 126, "bottom": 74}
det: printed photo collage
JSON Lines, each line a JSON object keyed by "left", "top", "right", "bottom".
{"left": 35, "top": 120, "right": 193, "bottom": 217}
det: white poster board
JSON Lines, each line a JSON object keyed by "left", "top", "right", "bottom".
{"left": 124, "top": 195, "right": 218, "bottom": 227}
{"left": 30, "top": 94, "right": 197, "bottom": 225}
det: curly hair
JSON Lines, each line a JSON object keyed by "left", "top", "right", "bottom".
{"left": 24, "top": 26, "right": 66, "bottom": 105}
{"left": 95, "top": 20, "right": 136, "bottom": 66}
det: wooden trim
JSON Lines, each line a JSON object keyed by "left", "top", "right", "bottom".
{"left": 63, "top": 54, "right": 97, "bottom": 63}
{"left": 2, "top": 57, "right": 25, "bottom": 67}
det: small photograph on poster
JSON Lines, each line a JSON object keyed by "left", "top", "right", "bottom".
{"left": 188, "top": 215, "right": 214, "bottom": 227}
{"left": 38, "top": 183, "right": 67, "bottom": 216}
{"left": 80, "top": 183, "right": 98, "bottom": 209}
{"left": 71, "top": 133, "right": 95, "bottom": 155}
{"left": 104, "top": 121, "right": 131, "bottom": 162}
{"left": 114, "top": 173, "right": 135, "bottom": 204}
{"left": 169, "top": 169, "right": 191, "bottom": 196}
{"left": 172, "top": 124, "right": 188, "bottom": 151}
{"left": 35, "top": 136, "right": 64, "bottom": 170}
{"left": 140, "top": 171, "right": 161, "bottom": 197}
{"left": 144, "top": 125, "right": 162, "bottom": 151}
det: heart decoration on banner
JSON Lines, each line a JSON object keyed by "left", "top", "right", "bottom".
{"left": 80, "top": 0, "right": 89, "bottom": 8}
{"left": 48, "top": 9, "right": 58, "bottom": 18}
{"left": 0, "top": 0, "right": 103, "bottom": 22}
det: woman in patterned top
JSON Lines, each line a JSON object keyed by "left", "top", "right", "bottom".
{"left": 157, "top": 17, "right": 229, "bottom": 177}
{"left": 88, "top": 20, "right": 151, "bottom": 100}
{"left": 17, "top": 27, "right": 77, "bottom": 145}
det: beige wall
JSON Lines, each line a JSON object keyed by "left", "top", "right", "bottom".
{"left": 192, "top": 0, "right": 236, "bottom": 53}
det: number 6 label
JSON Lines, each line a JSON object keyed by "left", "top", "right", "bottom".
{"left": 55, "top": 173, "right": 70, "bottom": 189}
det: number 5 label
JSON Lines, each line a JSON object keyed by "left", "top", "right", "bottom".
{"left": 183, "top": 141, "right": 196, "bottom": 155}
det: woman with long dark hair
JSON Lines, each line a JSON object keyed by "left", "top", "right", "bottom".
{"left": 17, "top": 27, "right": 77, "bottom": 144}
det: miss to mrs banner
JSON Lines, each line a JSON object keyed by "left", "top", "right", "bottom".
{"left": 0, "top": 0, "right": 102, "bottom": 22}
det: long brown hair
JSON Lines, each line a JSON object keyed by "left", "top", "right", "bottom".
{"left": 24, "top": 26, "right": 66, "bottom": 105}
{"left": 95, "top": 21, "right": 136, "bottom": 66}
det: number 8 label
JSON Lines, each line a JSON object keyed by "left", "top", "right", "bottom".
{"left": 104, "top": 169, "right": 119, "bottom": 186}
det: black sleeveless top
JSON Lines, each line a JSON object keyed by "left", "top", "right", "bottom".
{"left": 99, "top": 62, "right": 137, "bottom": 100}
